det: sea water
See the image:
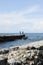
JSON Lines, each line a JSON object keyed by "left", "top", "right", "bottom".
{"left": 0, "top": 33, "right": 43, "bottom": 48}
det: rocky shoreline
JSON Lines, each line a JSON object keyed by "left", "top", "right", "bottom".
{"left": 0, "top": 40, "right": 43, "bottom": 65}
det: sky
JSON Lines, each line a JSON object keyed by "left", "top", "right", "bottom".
{"left": 0, "top": 0, "right": 43, "bottom": 33}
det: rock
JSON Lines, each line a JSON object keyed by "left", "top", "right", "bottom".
{"left": 34, "top": 58, "right": 39, "bottom": 65}
{"left": 14, "top": 47, "right": 19, "bottom": 50}
{"left": 0, "top": 50, "right": 2, "bottom": 54}
{"left": 0, "top": 56, "right": 7, "bottom": 65}
{"left": 38, "top": 50, "right": 43, "bottom": 59}
{"left": 10, "top": 46, "right": 19, "bottom": 51}
{"left": 0, "top": 48, "right": 9, "bottom": 54}
{"left": 26, "top": 57, "right": 30, "bottom": 61}
{"left": 23, "top": 59, "right": 26, "bottom": 63}
{"left": 26, "top": 46, "right": 30, "bottom": 50}
{"left": 34, "top": 56, "right": 38, "bottom": 59}
{"left": 16, "top": 61, "right": 21, "bottom": 65}
{"left": 38, "top": 46, "right": 43, "bottom": 50}
{"left": 31, "top": 47, "right": 36, "bottom": 50}
{"left": 28, "top": 56, "right": 34, "bottom": 61}
{"left": 37, "top": 61, "right": 41, "bottom": 65}
{"left": 7, "top": 58, "right": 15, "bottom": 65}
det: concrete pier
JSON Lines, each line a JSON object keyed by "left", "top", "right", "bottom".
{"left": 0, "top": 34, "right": 26, "bottom": 43}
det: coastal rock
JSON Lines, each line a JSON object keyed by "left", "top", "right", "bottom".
{"left": 12, "top": 46, "right": 19, "bottom": 50}
{"left": 38, "top": 50, "right": 43, "bottom": 59}
{"left": 0, "top": 48, "right": 9, "bottom": 54}
{"left": 26, "top": 46, "right": 30, "bottom": 50}
{"left": 0, "top": 55, "right": 7, "bottom": 65}
{"left": 38, "top": 46, "right": 43, "bottom": 50}
{"left": 7, "top": 58, "right": 16, "bottom": 65}
{"left": 0, "top": 41, "right": 43, "bottom": 65}
{"left": 31, "top": 47, "right": 36, "bottom": 50}
{"left": 15, "top": 61, "right": 22, "bottom": 65}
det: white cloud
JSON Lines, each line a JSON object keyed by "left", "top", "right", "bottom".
{"left": 0, "top": 5, "right": 43, "bottom": 33}
{"left": 19, "top": 5, "right": 39, "bottom": 16}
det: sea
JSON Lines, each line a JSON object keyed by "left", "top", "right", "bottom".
{"left": 0, "top": 33, "right": 43, "bottom": 49}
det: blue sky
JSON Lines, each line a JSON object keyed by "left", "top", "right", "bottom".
{"left": 0, "top": 0, "right": 43, "bottom": 33}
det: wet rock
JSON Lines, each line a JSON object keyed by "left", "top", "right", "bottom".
{"left": 14, "top": 47, "right": 19, "bottom": 50}
{"left": 10, "top": 46, "right": 19, "bottom": 51}
{"left": 2, "top": 50, "right": 9, "bottom": 54}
